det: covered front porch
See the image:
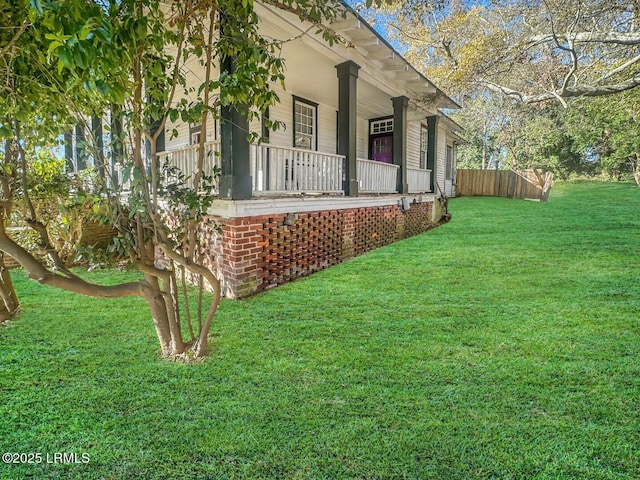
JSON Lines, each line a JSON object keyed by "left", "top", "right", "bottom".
{"left": 153, "top": 0, "right": 458, "bottom": 201}
{"left": 157, "top": 140, "right": 432, "bottom": 196}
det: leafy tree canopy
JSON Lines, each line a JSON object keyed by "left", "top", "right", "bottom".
{"left": 357, "top": 0, "right": 640, "bottom": 181}
{"left": 0, "top": 0, "right": 347, "bottom": 357}
{"left": 371, "top": 0, "right": 640, "bottom": 106}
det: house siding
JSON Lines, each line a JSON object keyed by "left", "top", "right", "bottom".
{"left": 264, "top": 85, "right": 338, "bottom": 153}
{"left": 165, "top": 121, "right": 191, "bottom": 151}
{"left": 356, "top": 116, "right": 368, "bottom": 160}
{"left": 433, "top": 123, "right": 458, "bottom": 198}
{"left": 267, "top": 84, "right": 292, "bottom": 147}
{"left": 406, "top": 121, "right": 422, "bottom": 170}
{"left": 318, "top": 104, "right": 338, "bottom": 154}
{"left": 435, "top": 122, "right": 446, "bottom": 196}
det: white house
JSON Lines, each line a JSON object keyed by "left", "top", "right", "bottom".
{"left": 153, "top": 1, "right": 465, "bottom": 297}
{"left": 161, "top": 2, "right": 461, "bottom": 196}
{"left": 67, "top": 1, "right": 463, "bottom": 297}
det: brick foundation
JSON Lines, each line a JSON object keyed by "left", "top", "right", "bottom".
{"left": 206, "top": 199, "right": 437, "bottom": 298}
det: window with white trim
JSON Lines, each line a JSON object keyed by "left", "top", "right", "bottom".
{"left": 294, "top": 97, "right": 316, "bottom": 150}
{"left": 446, "top": 145, "right": 454, "bottom": 180}
{"left": 420, "top": 125, "right": 428, "bottom": 169}
{"left": 190, "top": 124, "right": 201, "bottom": 145}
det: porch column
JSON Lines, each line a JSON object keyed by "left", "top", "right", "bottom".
{"left": 91, "top": 117, "right": 105, "bottom": 180}
{"left": 75, "top": 124, "right": 87, "bottom": 170}
{"left": 110, "top": 104, "right": 124, "bottom": 188}
{"left": 64, "top": 131, "right": 74, "bottom": 172}
{"left": 336, "top": 60, "right": 360, "bottom": 196}
{"left": 426, "top": 115, "right": 439, "bottom": 193}
{"left": 392, "top": 96, "right": 409, "bottom": 194}
{"left": 219, "top": 56, "right": 252, "bottom": 199}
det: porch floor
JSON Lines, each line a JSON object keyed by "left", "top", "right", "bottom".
{"left": 208, "top": 192, "right": 436, "bottom": 218}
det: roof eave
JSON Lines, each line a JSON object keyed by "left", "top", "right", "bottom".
{"left": 335, "top": 2, "right": 459, "bottom": 111}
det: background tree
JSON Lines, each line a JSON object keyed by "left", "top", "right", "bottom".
{"left": 374, "top": 0, "right": 640, "bottom": 105}
{"left": 566, "top": 88, "right": 640, "bottom": 182}
{"left": 358, "top": 0, "right": 640, "bottom": 180}
{"left": 450, "top": 95, "right": 502, "bottom": 170}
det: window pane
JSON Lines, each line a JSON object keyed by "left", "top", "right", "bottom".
{"left": 370, "top": 119, "right": 394, "bottom": 135}
{"left": 446, "top": 146, "right": 453, "bottom": 179}
{"left": 295, "top": 134, "right": 312, "bottom": 149}
{"left": 294, "top": 99, "right": 315, "bottom": 150}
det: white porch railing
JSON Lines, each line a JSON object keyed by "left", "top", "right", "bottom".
{"left": 153, "top": 142, "right": 428, "bottom": 196}
{"left": 157, "top": 140, "right": 221, "bottom": 190}
{"left": 357, "top": 158, "right": 399, "bottom": 193}
{"left": 407, "top": 168, "right": 432, "bottom": 193}
{"left": 250, "top": 144, "right": 344, "bottom": 194}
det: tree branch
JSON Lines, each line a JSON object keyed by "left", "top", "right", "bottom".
{"left": 598, "top": 52, "right": 640, "bottom": 81}
{"left": 0, "top": 20, "right": 31, "bottom": 58}
{"left": 483, "top": 73, "right": 640, "bottom": 105}
{"left": 530, "top": 31, "right": 640, "bottom": 46}
{"left": 261, "top": 0, "right": 354, "bottom": 48}
{"left": 0, "top": 227, "right": 141, "bottom": 297}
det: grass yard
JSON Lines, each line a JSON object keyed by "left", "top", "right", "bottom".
{"left": 0, "top": 181, "right": 639, "bottom": 479}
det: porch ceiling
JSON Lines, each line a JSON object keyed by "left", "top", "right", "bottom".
{"left": 256, "top": 3, "right": 444, "bottom": 119}
{"left": 327, "top": 6, "right": 459, "bottom": 111}
{"left": 256, "top": 2, "right": 450, "bottom": 120}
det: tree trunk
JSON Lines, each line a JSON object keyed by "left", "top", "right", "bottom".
{"left": 139, "top": 269, "right": 188, "bottom": 358}
{"left": 541, "top": 171, "right": 554, "bottom": 202}
{"left": 140, "top": 275, "right": 174, "bottom": 357}
{"left": 0, "top": 253, "right": 19, "bottom": 323}
{"left": 482, "top": 117, "right": 487, "bottom": 169}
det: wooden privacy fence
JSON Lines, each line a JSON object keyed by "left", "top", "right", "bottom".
{"left": 456, "top": 169, "right": 553, "bottom": 201}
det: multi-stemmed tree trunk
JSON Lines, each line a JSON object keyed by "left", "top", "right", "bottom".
{"left": 0, "top": 253, "right": 19, "bottom": 323}
{"left": 0, "top": 0, "right": 224, "bottom": 358}
{"left": 0, "top": 138, "right": 19, "bottom": 323}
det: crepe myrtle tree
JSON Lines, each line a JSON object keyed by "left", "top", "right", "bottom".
{"left": 0, "top": 0, "right": 347, "bottom": 358}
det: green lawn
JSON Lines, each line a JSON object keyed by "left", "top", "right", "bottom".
{"left": 1, "top": 181, "right": 639, "bottom": 479}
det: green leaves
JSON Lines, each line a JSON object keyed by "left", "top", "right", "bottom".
{"left": 0, "top": 125, "right": 12, "bottom": 140}
{"left": 45, "top": 32, "right": 71, "bottom": 56}
{"left": 29, "top": 0, "right": 44, "bottom": 16}
{"left": 78, "top": 18, "right": 97, "bottom": 41}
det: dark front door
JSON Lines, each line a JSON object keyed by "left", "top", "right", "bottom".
{"left": 371, "top": 135, "right": 393, "bottom": 163}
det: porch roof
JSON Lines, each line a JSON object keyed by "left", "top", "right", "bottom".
{"left": 257, "top": 0, "right": 459, "bottom": 116}
{"left": 335, "top": 1, "right": 460, "bottom": 111}
{"left": 439, "top": 113, "right": 468, "bottom": 144}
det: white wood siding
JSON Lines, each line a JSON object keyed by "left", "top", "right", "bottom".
{"left": 435, "top": 123, "right": 446, "bottom": 196}
{"left": 406, "top": 121, "right": 422, "bottom": 170}
{"left": 357, "top": 116, "right": 368, "bottom": 159}
{"left": 165, "top": 121, "right": 191, "bottom": 152}
{"left": 435, "top": 123, "right": 457, "bottom": 197}
{"left": 318, "top": 104, "right": 337, "bottom": 155}
{"left": 451, "top": 143, "right": 458, "bottom": 197}
{"left": 266, "top": 86, "right": 338, "bottom": 153}
{"left": 267, "top": 83, "right": 292, "bottom": 147}
{"left": 249, "top": 116, "right": 262, "bottom": 141}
